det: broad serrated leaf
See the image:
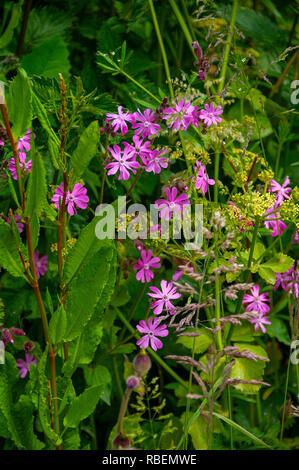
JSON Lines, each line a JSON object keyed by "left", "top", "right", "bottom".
{"left": 63, "top": 386, "right": 104, "bottom": 429}
{"left": 177, "top": 328, "right": 213, "bottom": 354}
{"left": 65, "top": 244, "right": 114, "bottom": 341}
{"left": 62, "top": 217, "right": 113, "bottom": 285}
{"left": 0, "top": 1, "right": 24, "bottom": 48}
{"left": 69, "top": 121, "right": 100, "bottom": 179}
{"left": 24, "top": 152, "right": 49, "bottom": 218}
{"left": 5, "top": 68, "right": 32, "bottom": 141}
{"left": 262, "top": 254, "right": 294, "bottom": 274}
{"left": 0, "top": 218, "right": 26, "bottom": 279}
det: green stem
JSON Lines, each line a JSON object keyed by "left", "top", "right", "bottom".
{"left": 217, "top": 0, "right": 238, "bottom": 94}
{"left": 120, "top": 69, "right": 160, "bottom": 103}
{"left": 168, "top": 0, "right": 195, "bottom": 56}
{"left": 280, "top": 354, "right": 291, "bottom": 441}
{"left": 148, "top": 0, "right": 174, "bottom": 100}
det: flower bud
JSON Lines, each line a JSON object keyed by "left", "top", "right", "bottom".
{"left": 292, "top": 230, "right": 299, "bottom": 245}
{"left": 2, "top": 329, "right": 13, "bottom": 344}
{"left": 10, "top": 328, "right": 26, "bottom": 337}
{"left": 133, "top": 352, "right": 151, "bottom": 376}
{"left": 24, "top": 341, "right": 34, "bottom": 353}
{"left": 134, "top": 239, "right": 144, "bottom": 251}
{"left": 113, "top": 433, "right": 131, "bottom": 450}
{"left": 127, "top": 375, "right": 139, "bottom": 389}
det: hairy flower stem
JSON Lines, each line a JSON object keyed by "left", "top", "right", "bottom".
{"left": 100, "top": 134, "right": 109, "bottom": 205}
{"left": 1, "top": 102, "right": 61, "bottom": 443}
{"left": 0, "top": 104, "right": 24, "bottom": 208}
{"left": 116, "top": 386, "right": 132, "bottom": 435}
{"left": 168, "top": 0, "right": 195, "bottom": 56}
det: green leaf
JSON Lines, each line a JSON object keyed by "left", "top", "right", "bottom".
{"left": 21, "top": 34, "right": 70, "bottom": 78}
{"left": 49, "top": 305, "right": 67, "bottom": 344}
{"left": 262, "top": 254, "right": 294, "bottom": 273}
{"left": 0, "top": 218, "right": 26, "bottom": 279}
{"left": 0, "top": 1, "right": 23, "bottom": 48}
{"left": 177, "top": 329, "right": 213, "bottom": 354}
{"left": 266, "top": 317, "right": 290, "bottom": 345}
{"left": 24, "top": 152, "right": 51, "bottom": 218}
{"left": 230, "top": 343, "right": 269, "bottom": 393}
{"left": 84, "top": 365, "right": 112, "bottom": 405}
{"left": 63, "top": 386, "right": 104, "bottom": 429}
{"left": 69, "top": 121, "right": 100, "bottom": 179}
{"left": 258, "top": 265, "right": 276, "bottom": 285}
{"left": 31, "top": 213, "right": 40, "bottom": 250}
{"left": 213, "top": 412, "right": 271, "bottom": 449}
{"left": 5, "top": 68, "right": 32, "bottom": 141}
{"left": 65, "top": 243, "right": 115, "bottom": 341}
{"left": 62, "top": 217, "right": 112, "bottom": 285}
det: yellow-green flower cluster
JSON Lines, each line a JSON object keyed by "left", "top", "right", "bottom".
{"left": 232, "top": 191, "right": 275, "bottom": 218}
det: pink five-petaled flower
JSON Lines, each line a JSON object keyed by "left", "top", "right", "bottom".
{"left": 269, "top": 176, "right": 292, "bottom": 206}
{"left": 163, "top": 99, "right": 197, "bottom": 131}
{"left": 263, "top": 206, "right": 287, "bottom": 237}
{"left": 154, "top": 187, "right": 190, "bottom": 221}
{"left": 249, "top": 313, "right": 271, "bottom": 334}
{"left": 33, "top": 251, "right": 48, "bottom": 280}
{"left": 106, "top": 144, "right": 139, "bottom": 180}
{"left": 198, "top": 103, "right": 223, "bottom": 127}
{"left": 147, "top": 280, "right": 181, "bottom": 315}
{"left": 274, "top": 266, "right": 294, "bottom": 292}
{"left": 136, "top": 316, "right": 168, "bottom": 351}
{"left": 16, "top": 353, "right": 37, "bottom": 378}
{"left": 243, "top": 284, "right": 270, "bottom": 315}
{"left": 133, "top": 249, "right": 161, "bottom": 283}
{"left": 8, "top": 152, "right": 32, "bottom": 180}
{"left": 17, "top": 129, "right": 35, "bottom": 153}
{"left": 106, "top": 106, "right": 133, "bottom": 136}
{"left": 131, "top": 109, "right": 161, "bottom": 139}
{"left": 51, "top": 183, "right": 89, "bottom": 216}
{"left": 194, "top": 161, "right": 215, "bottom": 195}
{"left": 145, "top": 149, "right": 169, "bottom": 174}
{"left": 123, "top": 135, "right": 152, "bottom": 165}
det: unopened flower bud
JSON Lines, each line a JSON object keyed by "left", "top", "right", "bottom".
{"left": 133, "top": 352, "right": 151, "bottom": 376}
{"left": 127, "top": 375, "right": 139, "bottom": 389}
{"left": 134, "top": 239, "right": 144, "bottom": 251}
{"left": 292, "top": 230, "right": 299, "bottom": 245}
{"left": 10, "top": 328, "right": 26, "bottom": 337}
{"left": 113, "top": 433, "right": 131, "bottom": 450}
{"left": 2, "top": 329, "right": 13, "bottom": 344}
{"left": 24, "top": 341, "right": 34, "bottom": 353}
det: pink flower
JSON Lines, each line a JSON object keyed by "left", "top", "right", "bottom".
{"left": 243, "top": 284, "right": 270, "bottom": 315}
{"left": 17, "top": 129, "right": 35, "bottom": 153}
{"left": 0, "top": 139, "right": 5, "bottom": 147}
{"left": 154, "top": 187, "right": 190, "bottom": 221}
{"left": 264, "top": 206, "right": 287, "bottom": 237}
{"left": 131, "top": 109, "right": 160, "bottom": 139}
{"left": 198, "top": 103, "right": 223, "bottom": 127}
{"left": 163, "top": 99, "right": 197, "bottom": 131}
{"left": 51, "top": 183, "right": 89, "bottom": 216}
{"left": 133, "top": 249, "right": 161, "bottom": 283}
{"left": 16, "top": 353, "right": 37, "bottom": 378}
{"left": 286, "top": 267, "right": 299, "bottom": 298}
{"left": 145, "top": 149, "right": 169, "bottom": 174}
{"left": 194, "top": 161, "right": 215, "bottom": 195}
{"left": 33, "top": 251, "right": 48, "bottom": 279}
{"left": 8, "top": 152, "right": 31, "bottom": 180}
{"left": 147, "top": 280, "right": 181, "bottom": 315}
{"left": 136, "top": 316, "right": 168, "bottom": 351}
{"left": 274, "top": 266, "right": 294, "bottom": 291}
{"left": 106, "top": 144, "right": 139, "bottom": 180}
{"left": 198, "top": 69, "right": 205, "bottom": 80}
{"left": 106, "top": 106, "right": 133, "bottom": 136}
{"left": 123, "top": 135, "right": 152, "bottom": 165}
{"left": 1, "top": 214, "right": 24, "bottom": 233}
{"left": 0, "top": 326, "right": 25, "bottom": 347}
{"left": 269, "top": 176, "right": 292, "bottom": 206}
{"left": 172, "top": 262, "right": 193, "bottom": 281}
{"left": 249, "top": 313, "right": 271, "bottom": 334}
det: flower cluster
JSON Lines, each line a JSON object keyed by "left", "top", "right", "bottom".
{"left": 243, "top": 285, "right": 271, "bottom": 333}
{"left": 8, "top": 129, "right": 35, "bottom": 180}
